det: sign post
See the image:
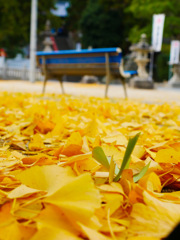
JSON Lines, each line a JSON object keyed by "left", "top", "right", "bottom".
{"left": 29, "top": 0, "right": 38, "bottom": 83}
{"left": 149, "top": 14, "right": 165, "bottom": 80}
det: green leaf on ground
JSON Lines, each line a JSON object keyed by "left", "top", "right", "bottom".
{"left": 92, "top": 146, "right": 110, "bottom": 170}
{"left": 109, "top": 156, "right": 115, "bottom": 183}
{"left": 114, "top": 133, "right": 141, "bottom": 182}
{"left": 133, "top": 161, "right": 151, "bottom": 183}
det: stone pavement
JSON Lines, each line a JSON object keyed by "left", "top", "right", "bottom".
{"left": 0, "top": 80, "right": 180, "bottom": 104}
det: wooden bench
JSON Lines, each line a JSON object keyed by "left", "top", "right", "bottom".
{"left": 36, "top": 48, "right": 137, "bottom": 98}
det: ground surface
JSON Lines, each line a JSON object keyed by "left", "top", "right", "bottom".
{"left": 0, "top": 80, "right": 180, "bottom": 239}
{"left": 0, "top": 80, "right": 180, "bottom": 103}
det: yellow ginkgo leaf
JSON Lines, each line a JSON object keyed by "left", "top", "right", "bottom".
{"left": 22, "top": 123, "right": 35, "bottom": 136}
{"left": 79, "top": 223, "right": 111, "bottom": 240}
{"left": 34, "top": 204, "right": 80, "bottom": 236}
{"left": 149, "top": 141, "right": 168, "bottom": 150}
{"left": 0, "top": 222, "right": 36, "bottom": 240}
{"left": 29, "top": 134, "right": 45, "bottom": 151}
{"left": 7, "top": 184, "right": 44, "bottom": 199}
{"left": 103, "top": 193, "right": 124, "bottom": 215}
{"left": 132, "top": 145, "right": 145, "bottom": 158}
{"left": 102, "top": 133, "right": 127, "bottom": 146}
{"left": 12, "top": 202, "right": 43, "bottom": 219}
{"left": 62, "top": 132, "right": 83, "bottom": 156}
{"left": 0, "top": 202, "right": 36, "bottom": 240}
{"left": 10, "top": 140, "right": 27, "bottom": 150}
{"left": 34, "top": 119, "right": 55, "bottom": 134}
{"left": 15, "top": 165, "right": 75, "bottom": 196}
{"left": 44, "top": 173, "right": 101, "bottom": 224}
{"left": 129, "top": 191, "right": 180, "bottom": 238}
{"left": 138, "top": 172, "right": 162, "bottom": 193}
{"left": 145, "top": 148, "right": 156, "bottom": 160}
{"left": 85, "top": 119, "right": 100, "bottom": 137}
{"left": 60, "top": 152, "right": 92, "bottom": 166}
{"left": 73, "top": 157, "right": 101, "bottom": 174}
{"left": 81, "top": 136, "right": 90, "bottom": 153}
{"left": 0, "top": 202, "right": 13, "bottom": 227}
{"left": 98, "top": 182, "right": 125, "bottom": 195}
{"left": 128, "top": 237, "right": 160, "bottom": 240}
{"left": 30, "top": 226, "right": 81, "bottom": 240}
{"left": 169, "top": 142, "right": 180, "bottom": 151}
{"left": 102, "top": 144, "right": 123, "bottom": 164}
{"left": 155, "top": 148, "right": 180, "bottom": 163}
{"left": 21, "top": 154, "right": 55, "bottom": 166}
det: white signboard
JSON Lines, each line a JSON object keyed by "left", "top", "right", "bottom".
{"left": 169, "top": 40, "right": 180, "bottom": 64}
{"left": 152, "top": 14, "right": 165, "bottom": 52}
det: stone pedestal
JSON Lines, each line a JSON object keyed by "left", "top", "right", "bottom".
{"left": 43, "top": 37, "right": 53, "bottom": 52}
{"left": 129, "top": 77, "right": 154, "bottom": 89}
{"left": 168, "top": 63, "right": 180, "bottom": 87}
{"left": 129, "top": 58, "right": 154, "bottom": 89}
{"left": 81, "top": 75, "right": 99, "bottom": 83}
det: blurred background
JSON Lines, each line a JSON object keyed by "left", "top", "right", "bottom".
{"left": 0, "top": 0, "right": 180, "bottom": 83}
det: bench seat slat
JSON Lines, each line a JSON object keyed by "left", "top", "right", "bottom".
{"left": 47, "top": 69, "right": 120, "bottom": 76}
{"left": 38, "top": 55, "right": 121, "bottom": 65}
{"left": 38, "top": 52, "right": 120, "bottom": 59}
{"left": 46, "top": 62, "right": 119, "bottom": 69}
{"left": 36, "top": 47, "right": 121, "bottom": 56}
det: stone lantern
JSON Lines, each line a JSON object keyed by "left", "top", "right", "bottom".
{"left": 168, "top": 63, "right": 180, "bottom": 87}
{"left": 129, "top": 34, "right": 154, "bottom": 89}
{"left": 41, "top": 20, "right": 54, "bottom": 52}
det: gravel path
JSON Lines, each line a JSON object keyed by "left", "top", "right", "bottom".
{"left": 0, "top": 80, "right": 179, "bottom": 104}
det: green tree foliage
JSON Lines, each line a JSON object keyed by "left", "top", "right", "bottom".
{"left": 127, "top": 0, "right": 180, "bottom": 43}
{"left": 75, "top": 0, "right": 134, "bottom": 49}
{"left": 0, "top": 0, "right": 60, "bottom": 57}
{"left": 66, "top": 0, "right": 88, "bottom": 31}
{"left": 66, "top": 1, "right": 129, "bottom": 48}
{"left": 79, "top": 1, "right": 124, "bottom": 48}
{"left": 153, "top": 44, "right": 170, "bottom": 82}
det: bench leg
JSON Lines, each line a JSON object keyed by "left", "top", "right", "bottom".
{"left": 121, "top": 79, "right": 128, "bottom": 99}
{"left": 105, "top": 75, "right": 110, "bottom": 98}
{"left": 119, "top": 59, "right": 130, "bottom": 99}
{"left": 105, "top": 53, "right": 111, "bottom": 98}
{"left": 42, "top": 76, "right": 48, "bottom": 94}
{"left": 58, "top": 77, "right": 65, "bottom": 94}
